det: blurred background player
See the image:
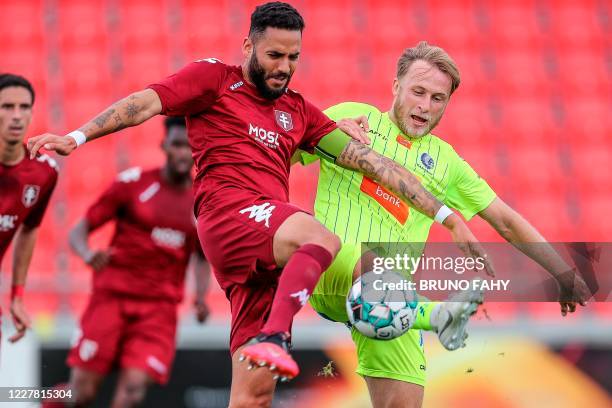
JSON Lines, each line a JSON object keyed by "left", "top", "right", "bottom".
{"left": 26, "top": 3, "right": 489, "bottom": 405}
{"left": 54, "top": 117, "right": 209, "bottom": 407}
{"left": 300, "top": 41, "right": 590, "bottom": 408}
{"left": 0, "top": 73, "right": 58, "bottom": 343}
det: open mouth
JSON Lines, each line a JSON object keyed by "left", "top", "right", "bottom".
{"left": 411, "top": 115, "right": 428, "bottom": 126}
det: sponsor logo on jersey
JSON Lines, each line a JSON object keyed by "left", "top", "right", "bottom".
{"left": 248, "top": 124, "right": 281, "bottom": 149}
{"left": 360, "top": 177, "right": 409, "bottom": 225}
{"left": 230, "top": 81, "right": 244, "bottom": 91}
{"left": 290, "top": 288, "right": 310, "bottom": 306}
{"left": 22, "top": 185, "right": 40, "bottom": 208}
{"left": 151, "top": 227, "right": 186, "bottom": 249}
{"left": 396, "top": 134, "right": 412, "bottom": 149}
{"left": 274, "top": 110, "right": 293, "bottom": 132}
{"left": 139, "top": 182, "right": 160, "bottom": 202}
{"left": 117, "top": 167, "right": 142, "bottom": 183}
{"left": 0, "top": 214, "right": 18, "bottom": 232}
{"left": 419, "top": 152, "right": 435, "bottom": 172}
{"left": 147, "top": 355, "right": 167, "bottom": 375}
{"left": 239, "top": 202, "right": 276, "bottom": 228}
{"left": 79, "top": 339, "right": 98, "bottom": 362}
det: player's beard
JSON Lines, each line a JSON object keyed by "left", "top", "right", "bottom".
{"left": 392, "top": 99, "right": 441, "bottom": 139}
{"left": 248, "top": 54, "right": 291, "bottom": 100}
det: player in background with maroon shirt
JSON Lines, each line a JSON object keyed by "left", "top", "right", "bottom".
{"left": 0, "top": 73, "right": 58, "bottom": 344}
{"left": 63, "top": 117, "right": 210, "bottom": 407}
{"left": 29, "top": 3, "right": 490, "bottom": 406}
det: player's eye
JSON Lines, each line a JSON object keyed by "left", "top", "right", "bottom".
{"left": 289, "top": 54, "right": 299, "bottom": 61}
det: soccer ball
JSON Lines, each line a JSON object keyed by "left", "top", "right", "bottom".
{"left": 346, "top": 270, "right": 418, "bottom": 340}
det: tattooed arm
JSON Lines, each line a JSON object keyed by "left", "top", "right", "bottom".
{"left": 28, "top": 89, "right": 162, "bottom": 158}
{"left": 337, "top": 139, "right": 444, "bottom": 221}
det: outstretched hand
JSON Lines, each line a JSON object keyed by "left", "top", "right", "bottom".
{"left": 27, "top": 133, "right": 77, "bottom": 159}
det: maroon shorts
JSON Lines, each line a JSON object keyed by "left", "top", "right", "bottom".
{"left": 198, "top": 195, "right": 305, "bottom": 354}
{"left": 67, "top": 291, "right": 177, "bottom": 384}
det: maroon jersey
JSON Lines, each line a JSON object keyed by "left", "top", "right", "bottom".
{"left": 0, "top": 150, "right": 58, "bottom": 263}
{"left": 148, "top": 59, "right": 337, "bottom": 215}
{"left": 86, "top": 167, "right": 198, "bottom": 302}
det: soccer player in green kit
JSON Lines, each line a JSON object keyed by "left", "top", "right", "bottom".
{"left": 298, "top": 41, "right": 590, "bottom": 407}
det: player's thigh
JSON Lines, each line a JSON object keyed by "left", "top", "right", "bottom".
{"left": 69, "top": 367, "right": 105, "bottom": 404}
{"left": 120, "top": 300, "right": 177, "bottom": 385}
{"left": 273, "top": 211, "right": 341, "bottom": 267}
{"left": 365, "top": 376, "right": 424, "bottom": 408}
{"left": 352, "top": 328, "right": 426, "bottom": 390}
{"left": 229, "top": 345, "right": 277, "bottom": 408}
{"left": 67, "top": 293, "right": 123, "bottom": 377}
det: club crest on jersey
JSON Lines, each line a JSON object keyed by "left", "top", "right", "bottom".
{"left": 22, "top": 185, "right": 40, "bottom": 208}
{"left": 419, "top": 153, "right": 435, "bottom": 172}
{"left": 274, "top": 110, "right": 293, "bottom": 132}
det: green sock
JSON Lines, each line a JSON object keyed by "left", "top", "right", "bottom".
{"left": 412, "top": 302, "right": 440, "bottom": 331}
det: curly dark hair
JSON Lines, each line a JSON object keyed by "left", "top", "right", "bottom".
{"left": 249, "top": 2, "right": 305, "bottom": 40}
{"left": 0, "top": 73, "right": 35, "bottom": 104}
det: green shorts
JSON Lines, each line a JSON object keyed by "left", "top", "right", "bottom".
{"left": 310, "top": 243, "right": 427, "bottom": 386}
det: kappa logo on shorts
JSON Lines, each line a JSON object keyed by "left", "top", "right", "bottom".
{"left": 239, "top": 202, "right": 276, "bottom": 228}
{"left": 290, "top": 288, "right": 310, "bottom": 306}
{"left": 79, "top": 339, "right": 98, "bottom": 362}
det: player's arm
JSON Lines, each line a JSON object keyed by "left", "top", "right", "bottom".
{"left": 192, "top": 251, "right": 211, "bottom": 324}
{"left": 28, "top": 89, "right": 162, "bottom": 158}
{"left": 317, "top": 131, "right": 494, "bottom": 272}
{"left": 478, "top": 198, "right": 590, "bottom": 314}
{"left": 69, "top": 219, "right": 111, "bottom": 272}
{"left": 8, "top": 224, "right": 38, "bottom": 343}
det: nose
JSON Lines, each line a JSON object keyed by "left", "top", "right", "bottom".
{"left": 11, "top": 107, "right": 23, "bottom": 121}
{"left": 277, "top": 57, "right": 291, "bottom": 75}
{"left": 417, "top": 96, "right": 432, "bottom": 114}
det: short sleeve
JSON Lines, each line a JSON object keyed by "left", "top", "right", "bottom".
{"left": 23, "top": 172, "right": 58, "bottom": 228}
{"left": 299, "top": 99, "right": 337, "bottom": 153}
{"left": 148, "top": 58, "right": 227, "bottom": 116}
{"left": 85, "top": 180, "right": 131, "bottom": 231}
{"left": 445, "top": 154, "right": 497, "bottom": 221}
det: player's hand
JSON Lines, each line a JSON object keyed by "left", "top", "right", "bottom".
{"left": 9, "top": 297, "right": 32, "bottom": 343}
{"left": 557, "top": 268, "right": 590, "bottom": 316}
{"left": 195, "top": 299, "right": 209, "bottom": 324}
{"left": 85, "top": 250, "right": 111, "bottom": 272}
{"left": 27, "top": 133, "right": 77, "bottom": 159}
{"left": 446, "top": 215, "right": 496, "bottom": 276}
{"left": 337, "top": 116, "right": 371, "bottom": 145}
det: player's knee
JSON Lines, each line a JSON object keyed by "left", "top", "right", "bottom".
{"left": 72, "top": 382, "right": 98, "bottom": 407}
{"left": 305, "top": 229, "right": 341, "bottom": 257}
{"left": 114, "top": 380, "right": 148, "bottom": 407}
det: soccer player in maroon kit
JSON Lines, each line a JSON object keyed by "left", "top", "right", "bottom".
{"left": 0, "top": 73, "right": 58, "bottom": 344}
{"left": 62, "top": 117, "right": 209, "bottom": 407}
{"left": 29, "top": 3, "right": 489, "bottom": 405}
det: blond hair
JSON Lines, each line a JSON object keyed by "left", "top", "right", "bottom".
{"left": 397, "top": 41, "right": 461, "bottom": 94}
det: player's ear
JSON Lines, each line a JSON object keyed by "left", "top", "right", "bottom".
{"left": 392, "top": 78, "right": 400, "bottom": 97}
{"left": 242, "top": 37, "right": 253, "bottom": 59}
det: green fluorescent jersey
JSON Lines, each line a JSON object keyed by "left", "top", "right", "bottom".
{"left": 301, "top": 102, "right": 497, "bottom": 245}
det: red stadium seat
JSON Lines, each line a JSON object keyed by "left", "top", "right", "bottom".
{"left": 426, "top": 0, "right": 485, "bottom": 51}
{"left": 482, "top": 0, "right": 547, "bottom": 51}
{"left": 0, "top": 1, "right": 46, "bottom": 48}
{"left": 547, "top": 0, "right": 606, "bottom": 51}
{"left": 499, "top": 97, "right": 558, "bottom": 145}
{"left": 57, "top": 0, "right": 109, "bottom": 50}
{"left": 556, "top": 51, "right": 610, "bottom": 97}
{"left": 493, "top": 51, "right": 553, "bottom": 98}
